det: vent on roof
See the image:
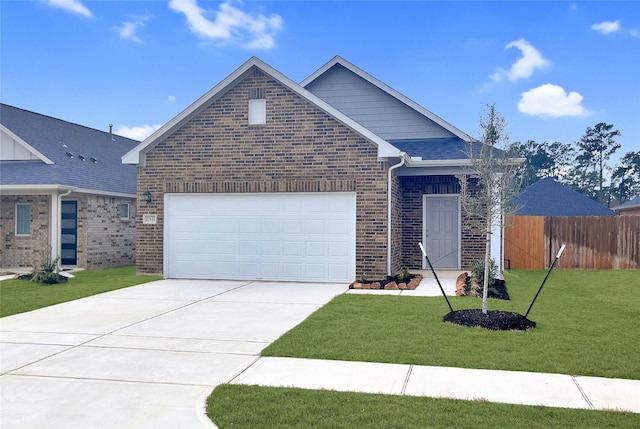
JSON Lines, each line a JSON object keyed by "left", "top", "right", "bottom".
{"left": 249, "top": 87, "right": 264, "bottom": 99}
{"left": 66, "top": 152, "right": 73, "bottom": 158}
{"left": 90, "top": 157, "right": 97, "bottom": 163}
{"left": 79, "top": 155, "right": 86, "bottom": 161}
{"left": 60, "top": 137, "right": 67, "bottom": 148}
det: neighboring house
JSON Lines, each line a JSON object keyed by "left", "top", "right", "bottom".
{"left": 514, "top": 178, "right": 617, "bottom": 216}
{"left": 612, "top": 196, "right": 640, "bottom": 216}
{"left": 1, "top": 104, "right": 138, "bottom": 270}
{"left": 123, "top": 56, "right": 500, "bottom": 282}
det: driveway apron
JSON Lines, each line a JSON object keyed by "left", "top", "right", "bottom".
{"left": 0, "top": 279, "right": 347, "bottom": 428}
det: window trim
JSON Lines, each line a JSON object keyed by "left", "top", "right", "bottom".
{"left": 119, "top": 202, "right": 130, "bottom": 221}
{"left": 248, "top": 99, "right": 266, "bottom": 125}
{"left": 15, "top": 203, "right": 31, "bottom": 236}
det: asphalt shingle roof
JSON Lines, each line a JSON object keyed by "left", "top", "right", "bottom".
{"left": 1, "top": 104, "right": 138, "bottom": 194}
{"left": 613, "top": 196, "right": 640, "bottom": 211}
{"left": 515, "top": 178, "right": 617, "bottom": 216}
{"left": 388, "top": 137, "right": 503, "bottom": 161}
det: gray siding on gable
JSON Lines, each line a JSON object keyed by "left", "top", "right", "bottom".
{"left": 305, "top": 64, "right": 456, "bottom": 141}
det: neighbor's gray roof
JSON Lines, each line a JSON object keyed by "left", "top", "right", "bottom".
{"left": 389, "top": 137, "right": 503, "bottom": 161}
{"left": 515, "top": 177, "right": 617, "bottom": 216}
{"left": 612, "top": 196, "right": 640, "bottom": 211}
{"left": 1, "top": 103, "right": 138, "bottom": 194}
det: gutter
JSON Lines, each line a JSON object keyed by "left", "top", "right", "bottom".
{"left": 387, "top": 152, "right": 407, "bottom": 276}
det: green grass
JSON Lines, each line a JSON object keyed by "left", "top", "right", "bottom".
{"left": 208, "top": 384, "right": 640, "bottom": 429}
{"left": 263, "top": 270, "right": 640, "bottom": 379}
{"left": 0, "top": 266, "right": 162, "bottom": 317}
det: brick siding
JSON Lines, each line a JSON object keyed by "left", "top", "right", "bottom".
{"left": 75, "top": 194, "right": 136, "bottom": 269}
{"left": 399, "top": 175, "right": 485, "bottom": 270}
{"left": 0, "top": 194, "right": 135, "bottom": 269}
{"left": 136, "top": 68, "right": 391, "bottom": 279}
{"left": 0, "top": 195, "right": 50, "bottom": 268}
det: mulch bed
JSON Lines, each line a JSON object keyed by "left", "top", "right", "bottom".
{"left": 444, "top": 309, "right": 536, "bottom": 331}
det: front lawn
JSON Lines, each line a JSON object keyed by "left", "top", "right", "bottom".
{"left": 208, "top": 384, "right": 639, "bottom": 429}
{"left": 0, "top": 266, "right": 162, "bottom": 317}
{"left": 263, "top": 270, "right": 640, "bottom": 379}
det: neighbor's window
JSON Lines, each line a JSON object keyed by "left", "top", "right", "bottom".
{"left": 16, "top": 203, "right": 31, "bottom": 235}
{"left": 119, "top": 203, "right": 130, "bottom": 221}
{"left": 249, "top": 99, "right": 266, "bottom": 125}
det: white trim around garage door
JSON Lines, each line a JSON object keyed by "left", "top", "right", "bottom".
{"left": 164, "top": 192, "right": 357, "bottom": 282}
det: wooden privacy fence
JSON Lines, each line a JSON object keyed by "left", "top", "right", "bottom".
{"left": 504, "top": 216, "right": 640, "bottom": 269}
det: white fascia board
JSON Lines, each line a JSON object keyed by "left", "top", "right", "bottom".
{"left": 301, "top": 56, "right": 474, "bottom": 142}
{"left": 73, "top": 188, "right": 136, "bottom": 198}
{"left": 404, "top": 156, "right": 524, "bottom": 167}
{"left": 0, "top": 184, "right": 75, "bottom": 195}
{"left": 1, "top": 125, "right": 54, "bottom": 164}
{"left": 122, "top": 57, "right": 400, "bottom": 165}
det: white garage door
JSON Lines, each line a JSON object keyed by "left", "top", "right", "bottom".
{"left": 164, "top": 193, "right": 356, "bottom": 282}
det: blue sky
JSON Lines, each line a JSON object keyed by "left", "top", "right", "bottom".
{"left": 2, "top": 1, "right": 639, "bottom": 162}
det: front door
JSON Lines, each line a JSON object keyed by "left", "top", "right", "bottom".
{"left": 61, "top": 201, "right": 77, "bottom": 265}
{"left": 424, "top": 195, "right": 459, "bottom": 269}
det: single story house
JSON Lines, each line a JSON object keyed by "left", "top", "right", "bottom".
{"left": 123, "top": 56, "right": 502, "bottom": 283}
{"left": 514, "top": 177, "right": 617, "bottom": 217}
{"left": 1, "top": 103, "right": 139, "bottom": 270}
{"left": 612, "top": 196, "right": 640, "bottom": 216}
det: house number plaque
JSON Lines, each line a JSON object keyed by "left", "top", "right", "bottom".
{"left": 142, "top": 214, "right": 158, "bottom": 224}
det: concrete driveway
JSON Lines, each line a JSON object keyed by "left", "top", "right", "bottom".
{"left": 0, "top": 279, "right": 347, "bottom": 428}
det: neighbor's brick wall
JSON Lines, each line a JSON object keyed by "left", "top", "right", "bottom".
{"left": 73, "top": 194, "right": 136, "bottom": 269}
{"left": 389, "top": 167, "right": 403, "bottom": 276}
{"left": 399, "top": 175, "right": 485, "bottom": 270}
{"left": 136, "top": 68, "right": 390, "bottom": 279}
{"left": 0, "top": 195, "right": 50, "bottom": 268}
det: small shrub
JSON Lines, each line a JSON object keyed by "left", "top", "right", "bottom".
{"left": 397, "top": 268, "right": 410, "bottom": 282}
{"left": 29, "top": 249, "right": 65, "bottom": 285}
{"left": 471, "top": 258, "right": 498, "bottom": 286}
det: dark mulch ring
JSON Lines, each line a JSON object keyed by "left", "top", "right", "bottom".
{"left": 443, "top": 309, "right": 536, "bottom": 331}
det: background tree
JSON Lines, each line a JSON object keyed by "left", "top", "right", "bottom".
{"left": 457, "top": 104, "right": 522, "bottom": 314}
{"left": 512, "top": 140, "right": 574, "bottom": 188}
{"left": 611, "top": 151, "right": 640, "bottom": 203}
{"left": 569, "top": 122, "right": 621, "bottom": 204}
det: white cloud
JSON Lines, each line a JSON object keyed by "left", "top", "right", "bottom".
{"left": 45, "top": 0, "right": 92, "bottom": 17}
{"left": 169, "top": 0, "right": 283, "bottom": 49}
{"left": 490, "top": 39, "right": 549, "bottom": 82}
{"left": 113, "top": 15, "right": 152, "bottom": 43}
{"left": 518, "top": 83, "right": 591, "bottom": 118}
{"left": 591, "top": 20, "right": 620, "bottom": 35}
{"left": 166, "top": 95, "right": 176, "bottom": 103}
{"left": 115, "top": 124, "right": 162, "bottom": 141}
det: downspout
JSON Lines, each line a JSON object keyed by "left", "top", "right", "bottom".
{"left": 387, "top": 153, "right": 407, "bottom": 276}
{"left": 54, "top": 188, "right": 73, "bottom": 271}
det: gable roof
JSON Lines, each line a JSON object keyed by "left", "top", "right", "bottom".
{"left": 122, "top": 57, "right": 401, "bottom": 165}
{"left": 515, "top": 178, "right": 617, "bottom": 216}
{"left": 1, "top": 104, "right": 138, "bottom": 195}
{"left": 301, "top": 56, "right": 474, "bottom": 143}
{"left": 613, "top": 196, "right": 640, "bottom": 212}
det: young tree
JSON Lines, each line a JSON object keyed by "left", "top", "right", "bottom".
{"left": 572, "top": 122, "right": 621, "bottom": 204}
{"left": 457, "top": 104, "right": 523, "bottom": 314}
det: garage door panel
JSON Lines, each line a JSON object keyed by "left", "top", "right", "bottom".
{"left": 166, "top": 193, "right": 356, "bottom": 282}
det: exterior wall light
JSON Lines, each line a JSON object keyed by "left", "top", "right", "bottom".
{"left": 143, "top": 190, "right": 152, "bottom": 205}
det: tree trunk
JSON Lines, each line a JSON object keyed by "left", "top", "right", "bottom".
{"left": 482, "top": 227, "right": 491, "bottom": 314}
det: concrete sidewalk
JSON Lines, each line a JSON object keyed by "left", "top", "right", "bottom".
{"left": 231, "top": 356, "right": 640, "bottom": 413}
